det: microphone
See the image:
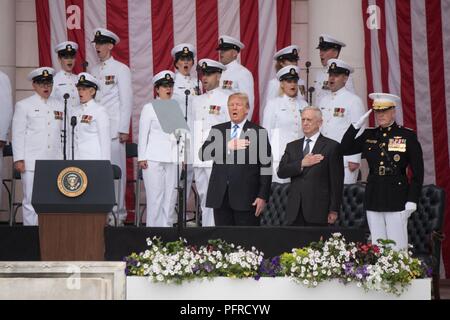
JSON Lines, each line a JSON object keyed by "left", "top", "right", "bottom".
{"left": 308, "top": 87, "right": 315, "bottom": 106}
{"left": 71, "top": 116, "right": 77, "bottom": 160}
{"left": 63, "top": 93, "right": 70, "bottom": 100}
{"left": 71, "top": 116, "right": 77, "bottom": 127}
{"left": 184, "top": 90, "right": 190, "bottom": 122}
{"left": 305, "top": 61, "right": 311, "bottom": 68}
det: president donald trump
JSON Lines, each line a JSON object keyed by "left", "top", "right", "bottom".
{"left": 199, "top": 93, "right": 272, "bottom": 226}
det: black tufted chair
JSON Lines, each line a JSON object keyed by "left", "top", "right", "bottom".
{"left": 408, "top": 185, "right": 445, "bottom": 299}
{"left": 261, "top": 183, "right": 368, "bottom": 228}
{"left": 260, "top": 183, "right": 290, "bottom": 226}
{"left": 336, "top": 183, "right": 368, "bottom": 229}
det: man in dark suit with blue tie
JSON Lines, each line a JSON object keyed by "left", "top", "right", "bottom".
{"left": 278, "top": 106, "right": 344, "bottom": 226}
{"left": 200, "top": 93, "right": 272, "bottom": 226}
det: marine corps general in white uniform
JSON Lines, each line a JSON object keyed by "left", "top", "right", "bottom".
{"left": 70, "top": 73, "right": 111, "bottom": 160}
{"left": 192, "top": 59, "right": 230, "bottom": 226}
{"left": 52, "top": 41, "right": 80, "bottom": 111}
{"left": 319, "top": 59, "right": 366, "bottom": 184}
{"left": 217, "top": 36, "right": 255, "bottom": 120}
{"left": 90, "top": 28, "right": 133, "bottom": 225}
{"left": 314, "top": 34, "right": 355, "bottom": 105}
{"left": 12, "top": 68, "right": 63, "bottom": 226}
{"left": 138, "top": 71, "right": 179, "bottom": 227}
{"left": 265, "top": 45, "right": 307, "bottom": 107}
{"left": 0, "top": 70, "right": 13, "bottom": 212}
{"left": 263, "top": 66, "right": 308, "bottom": 183}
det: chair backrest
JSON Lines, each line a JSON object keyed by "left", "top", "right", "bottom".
{"left": 112, "top": 164, "right": 122, "bottom": 180}
{"left": 336, "top": 183, "right": 367, "bottom": 229}
{"left": 260, "top": 183, "right": 290, "bottom": 226}
{"left": 3, "top": 143, "right": 12, "bottom": 157}
{"left": 126, "top": 142, "right": 138, "bottom": 159}
{"left": 408, "top": 185, "right": 445, "bottom": 255}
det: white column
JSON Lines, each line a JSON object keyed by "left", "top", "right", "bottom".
{"left": 0, "top": 0, "right": 16, "bottom": 85}
{"left": 0, "top": 0, "right": 15, "bottom": 219}
{"left": 308, "top": 0, "right": 366, "bottom": 104}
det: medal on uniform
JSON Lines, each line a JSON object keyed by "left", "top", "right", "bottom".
{"left": 222, "top": 80, "right": 233, "bottom": 90}
{"left": 81, "top": 115, "right": 93, "bottom": 124}
{"left": 333, "top": 107, "right": 345, "bottom": 117}
{"left": 54, "top": 111, "right": 63, "bottom": 120}
{"left": 105, "top": 75, "right": 115, "bottom": 85}
{"left": 394, "top": 154, "right": 401, "bottom": 162}
{"left": 388, "top": 138, "right": 406, "bottom": 152}
{"left": 299, "top": 85, "right": 306, "bottom": 96}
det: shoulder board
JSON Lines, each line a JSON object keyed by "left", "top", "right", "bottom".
{"left": 398, "top": 125, "right": 415, "bottom": 132}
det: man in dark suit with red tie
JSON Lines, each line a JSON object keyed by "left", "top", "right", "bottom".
{"left": 200, "top": 93, "right": 272, "bottom": 226}
{"left": 278, "top": 106, "right": 344, "bottom": 226}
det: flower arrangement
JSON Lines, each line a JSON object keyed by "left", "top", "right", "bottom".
{"left": 124, "top": 233, "right": 431, "bottom": 296}
{"left": 125, "top": 238, "right": 264, "bottom": 284}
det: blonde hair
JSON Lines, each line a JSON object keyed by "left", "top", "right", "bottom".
{"left": 228, "top": 92, "right": 250, "bottom": 109}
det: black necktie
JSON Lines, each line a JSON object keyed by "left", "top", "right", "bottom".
{"left": 303, "top": 138, "right": 312, "bottom": 156}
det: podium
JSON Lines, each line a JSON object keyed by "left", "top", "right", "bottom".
{"left": 32, "top": 160, "right": 115, "bottom": 261}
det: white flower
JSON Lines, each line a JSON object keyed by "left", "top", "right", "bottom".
{"left": 156, "top": 274, "right": 164, "bottom": 282}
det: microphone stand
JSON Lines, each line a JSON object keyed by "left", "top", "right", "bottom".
{"left": 305, "top": 61, "right": 311, "bottom": 104}
{"left": 183, "top": 90, "right": 190, "bottom": 227}
{"left": 62, "top": 94, "right": 69, "bottom": 160}
{"left": 175, "top": 130, "right": 184, "bottom": 235}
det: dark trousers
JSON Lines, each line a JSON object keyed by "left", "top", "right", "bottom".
{"left": 213, "top": 188, "right": 260, "bottom": 226}
{"left": 291, "top": 205, "right": 328, "bottom": 227}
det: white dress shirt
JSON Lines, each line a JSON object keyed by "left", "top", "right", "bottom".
{"left": 70, "top": 99, "right": 111, "bottom": 160}
{"left": 192, "top": 87, "right": 231, "bottom": 167}
{"left": 303, "top": 131, "right": 321, "bottom": 155}
{"left": 220, "top": 59, "right": 255, "bottom": 120}
{"left": 90, "top": 56, "right": 133, "bottom": 138}
{"left": 52, "top": 70, "right": 80, "bottom": 111}
{"left": 319, "top": 86, "right": 366, "bottom": 165}
{"left": 138, "top": 101, "right": 179, "bottom": 163}
{"left": 262, "top": 94, "right": 308, "bottom": 162}
{"left": 12, "top": 94, "right": 63, "bottom": 171}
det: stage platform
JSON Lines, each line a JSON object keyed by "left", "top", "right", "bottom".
{"left": 0, "top": 226, "right": 367, "bottom": 261}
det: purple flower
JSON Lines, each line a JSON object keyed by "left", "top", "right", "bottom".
{"left": 204, "top": 262, "right": 213, "bottom": 273}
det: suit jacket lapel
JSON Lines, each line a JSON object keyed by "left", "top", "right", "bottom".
{"left": 301, "top": 134, "right": 326, "bottom": 175}
{"left": 311, "top": 134, "right": 326, "bottom": 155}
{"left": 239, "top": 120, "right": 251, "bottom": 139}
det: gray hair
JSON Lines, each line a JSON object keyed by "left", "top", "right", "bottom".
{"left": 302, "top": 106, "right": 322, "bottom": 120}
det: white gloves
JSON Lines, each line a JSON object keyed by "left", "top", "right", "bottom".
{"left": 353, "top": 109, "right": 373, "bottom": 130}
{"left": 404, "top": 202, "right": 417, "bottom": 219}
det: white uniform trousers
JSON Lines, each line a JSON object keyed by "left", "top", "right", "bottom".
{"left": 367, "top": 210, "right": 409, "bottom": 251}
{"left": 142, "top": 161, "right": 178, "bottom": 227}
{"left": 185, "top": 164, "right": 194, "bottom": 205}
{"left": 194, "top": 167, "right": 215, "bottom": 227}
{"left": 111, "top": 138, "right": 127, "bottom": 222}
{"left": 21, "top": 170, "right": 38, "bottom": 226}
